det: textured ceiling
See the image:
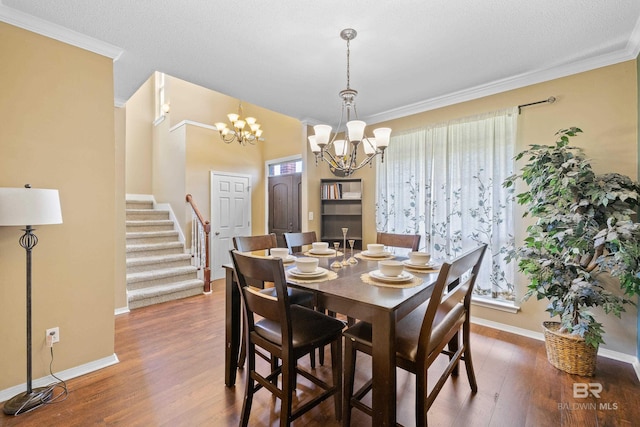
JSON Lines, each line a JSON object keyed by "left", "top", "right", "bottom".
{"left": 2, "top": 0, "right": 640, "bottom": 127}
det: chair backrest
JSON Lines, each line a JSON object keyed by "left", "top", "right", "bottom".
{"left": 376, "top": 232, "right": 421, "bottom": 252}
{"left": 232, "top": 234, "right": 279, "bottom": 288}
{"left": 233, "top": 233, "right": 279, "bottom": 253}
{"left": 284, "top": 231, "right": 317, "bottom": 254}
{"left": 417, "top": 244, "right": 487, "bottom": 359}
{"left": 230, "top": 250, "right": 293, "bottom": 349}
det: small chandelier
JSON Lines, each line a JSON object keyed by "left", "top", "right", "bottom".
{"left": 309, "top": 28, "right": 391, "bottom": 176}
{"left": 215, "top": 103, "right": 263, "bottom": 145}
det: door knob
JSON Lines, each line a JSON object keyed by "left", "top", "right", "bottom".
{"left": 215, "top": 232, "right": 220, "bottom": 236}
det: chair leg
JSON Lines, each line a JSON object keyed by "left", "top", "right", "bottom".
{"left": 310, "top": 348, "right": 316, "bottom": 368}
{"left": 320, "top": 309, "right": 337, "bottom": 366}
{"left": 271, "top": 356, "right": 280, "bottom": 385}
{"left": 448, "top": 332, "right": 460, "bottom": 376}
{"left": 415, "top": 369, "right": 427, "bottom": 427}
{"left": 342, "top": 337, "right": 355, "bottom": 426}
{"left": 238, "top": 338, "right": 247, "bottom": 369}
{"left": 280, "top": 355, "right": 296, "bottom": 427}
{"left": 463, "top": 321, "right": 478, "bottom": 393}
{"left": 240, "top": 342, "right": 256, "bottom": 427}
{"left": 331, "top": 339, "right": 342, "bottom": 421}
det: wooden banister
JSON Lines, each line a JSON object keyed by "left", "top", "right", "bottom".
{"left": 186, "top": 194, "right": 211, "bottom": 292}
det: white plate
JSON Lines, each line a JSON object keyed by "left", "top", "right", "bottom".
{"left": 402, "top": 260, "right": 440, "bottom": 269}
{"left": 361, "top": 250, "right": 392, "bottom": 258}
{"left": 369, "top": 270, "right": 414, "bottom": 283}
{"left": 308, "top": 249, "right": 336, "bottom": 255}
{"left": 288, "top": 267, "right": 328, "bottom": 278}
{"left": 271, "top": 254, "right": 296, "bottom": 263}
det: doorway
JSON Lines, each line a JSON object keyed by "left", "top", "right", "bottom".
{"left": 210, "top": 171, "right": 251, "bottom": 280}
{"left": 268, "top": 173, "right": 301, "bottom": 247}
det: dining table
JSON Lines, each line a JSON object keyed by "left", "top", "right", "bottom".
{"left": 223, "top": 249, "right": 440, "bottom": 427}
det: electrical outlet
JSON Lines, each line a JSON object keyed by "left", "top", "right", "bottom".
{"left": 46, "top": 327, "right": 60, "bottom": 347}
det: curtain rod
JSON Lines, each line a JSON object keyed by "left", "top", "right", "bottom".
{"left": 518, "top": 96, "right": 556, "bottom": 114}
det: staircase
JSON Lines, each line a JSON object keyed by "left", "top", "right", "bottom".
{"left": 126, "top": 197, "right": 204, "bottom": 309}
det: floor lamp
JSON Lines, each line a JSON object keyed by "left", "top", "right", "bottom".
{"left": 0, "top": 185, "right": 62, "bottom": 416}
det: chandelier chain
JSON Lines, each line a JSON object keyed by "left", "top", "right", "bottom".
{"left": 346, "top": 38, "right": 351, "bottom": 90}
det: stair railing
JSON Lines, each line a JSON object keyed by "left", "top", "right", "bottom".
{"left": 186, "top": 194, "right": 211, "bottom": 293}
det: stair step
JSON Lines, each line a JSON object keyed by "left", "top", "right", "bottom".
{"left": 127, "top": 266, "right": 199, "bottom": 290}
{"left": 126, "top": 209, "right": 170, "bottom": 221}
{"left": 127, "top": 279, "right": 204, "bottom": 310}
{"left": 124, "top": 196, "right": 204, "bottom": 310}
{"left": 126, "top": 230, "right": 180, "bottom": 245}
{"left": 126, "top": 200, "right": 153, "bottom": 210}
{"left": 127, "top": 253, "right": 193, "bottom": 273}
{"left": 126, "top": 219, "right": 174, "bottom": 232}
{"left": 126, "top": 241, "right": 184, "bottom": 258}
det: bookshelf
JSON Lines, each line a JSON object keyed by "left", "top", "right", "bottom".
{"left": 320, "top": 178, "right": 362, "bottom": 249}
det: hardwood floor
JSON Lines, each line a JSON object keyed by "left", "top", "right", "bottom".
{"left": 2, "top": 279, "right": 638, "bottom": 426}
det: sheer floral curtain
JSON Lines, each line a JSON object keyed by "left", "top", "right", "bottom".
{"left": 376, "top": 107, "right": 517, "bottom": 301}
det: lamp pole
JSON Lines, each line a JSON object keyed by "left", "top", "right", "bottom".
{"left": 1, "top": 185, "right": 61, "bottom": 416}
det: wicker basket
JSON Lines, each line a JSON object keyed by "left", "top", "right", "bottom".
{"left": 542, "top": 321, "right": 598, "bottom": 377}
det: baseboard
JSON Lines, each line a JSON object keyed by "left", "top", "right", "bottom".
{"left": 471, "top": 316, "right": 640, "bottom": 382}
{"left": 114, "top": 306, "right": 130, "bottom": 316}
{"left": 0, "top": 353, "right": 119, "bottom": 402}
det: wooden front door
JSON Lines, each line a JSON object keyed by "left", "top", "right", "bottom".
{"left": 268, "top": 173, "right": 301, "bottom": 247}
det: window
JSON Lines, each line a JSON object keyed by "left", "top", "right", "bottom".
{"left": 268, "top": 159, "right": 302, "bottom": 177}
{"left": 376, "top": 108, "right": 517, "bottom": 302}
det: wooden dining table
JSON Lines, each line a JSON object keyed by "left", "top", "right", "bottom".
{"left": 223, "top": 251, "right": 440, "bottom": 427}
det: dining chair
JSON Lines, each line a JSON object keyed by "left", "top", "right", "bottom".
{"left": 230, "top": 250, "right": 344, "bottom": 427}
{"left": 233, "top": 234, "right": 316, "bottom": 368}
{"left": 376, "top": 231, "right": 421, "bottom": 254}
{"left": 342, "top": 244, "right": 487, "bottom": 427}
{"left": 283, "top": 231, "right": 317, "bottom": 254}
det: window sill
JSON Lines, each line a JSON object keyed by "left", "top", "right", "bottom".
{"left": 471, "top": 297, "right": 520, "bottom": 314}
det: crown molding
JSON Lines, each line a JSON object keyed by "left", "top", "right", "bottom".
{"left": 0, "top": 3, "right": 123, "bottom": 61}
{"left": 363, "top": 33, "right": 640, "bottom": 125}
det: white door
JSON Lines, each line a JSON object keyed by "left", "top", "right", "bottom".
{"left": 211, "top": 172, "right": 251, "bottom": 279}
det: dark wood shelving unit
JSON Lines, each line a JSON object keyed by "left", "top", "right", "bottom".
{"left": 320, "top": 178, "right": 363, "bottom": 249}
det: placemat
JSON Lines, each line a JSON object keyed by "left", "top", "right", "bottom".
{"left": 286, "top": 270, "right": 338, "bottom": 284}
{"left": 355, "top": 252, "right": 395, "bottom": 261}
{"left": 360, "top": 273, "right": 423, "bottom": 288}
{"left": 303, "top": 251, "right": 343, "bottom": 258}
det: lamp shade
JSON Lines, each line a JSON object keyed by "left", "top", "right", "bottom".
{"left": 308, "top": 136, "right": 321, "bottom": 153}
{"left": 0, "top": 188, "right": 63, "bottom": 226}
{"left": 362, "top": 137, "right": 376, "bottom": 155}
{"left": 347, "top": 120, "right": 366, "bottom": 142}
{"left": 373, "top": 128, "right": 391, "bottom": 148}
{"left": 333, "top": 139, "right": 348, "bottom": 156}
{"left": 313, "top": 125, "right": 332, "bottom": 146}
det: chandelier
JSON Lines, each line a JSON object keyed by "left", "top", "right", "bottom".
{"left": 308, "top": 28, "right": 391, "bottom": 176}
{"left": 215, "top": 103, "right": 263, "bottom": 145}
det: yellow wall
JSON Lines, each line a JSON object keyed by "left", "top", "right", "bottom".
{"left": 114, "top": 107, "right": 128, "bottom": 310}
{"left": 162, "top": 77, "right": 303, "bottom": 237}
{"left": 0, "top": 23, "right": 119, "bottom": 389}
{"left": 125, "top": 76, "right": 154, "bottom": 195}
{"left": 341, "top": 60, "right": 638, "bottom": 355}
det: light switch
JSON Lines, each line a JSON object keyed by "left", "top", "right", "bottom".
{"left": 308, "top": 212, "right": 314, "bottom": 221}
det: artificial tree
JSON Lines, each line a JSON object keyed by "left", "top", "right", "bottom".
{"left": 504, "top": 127, "right": 640, "bottom": 348}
